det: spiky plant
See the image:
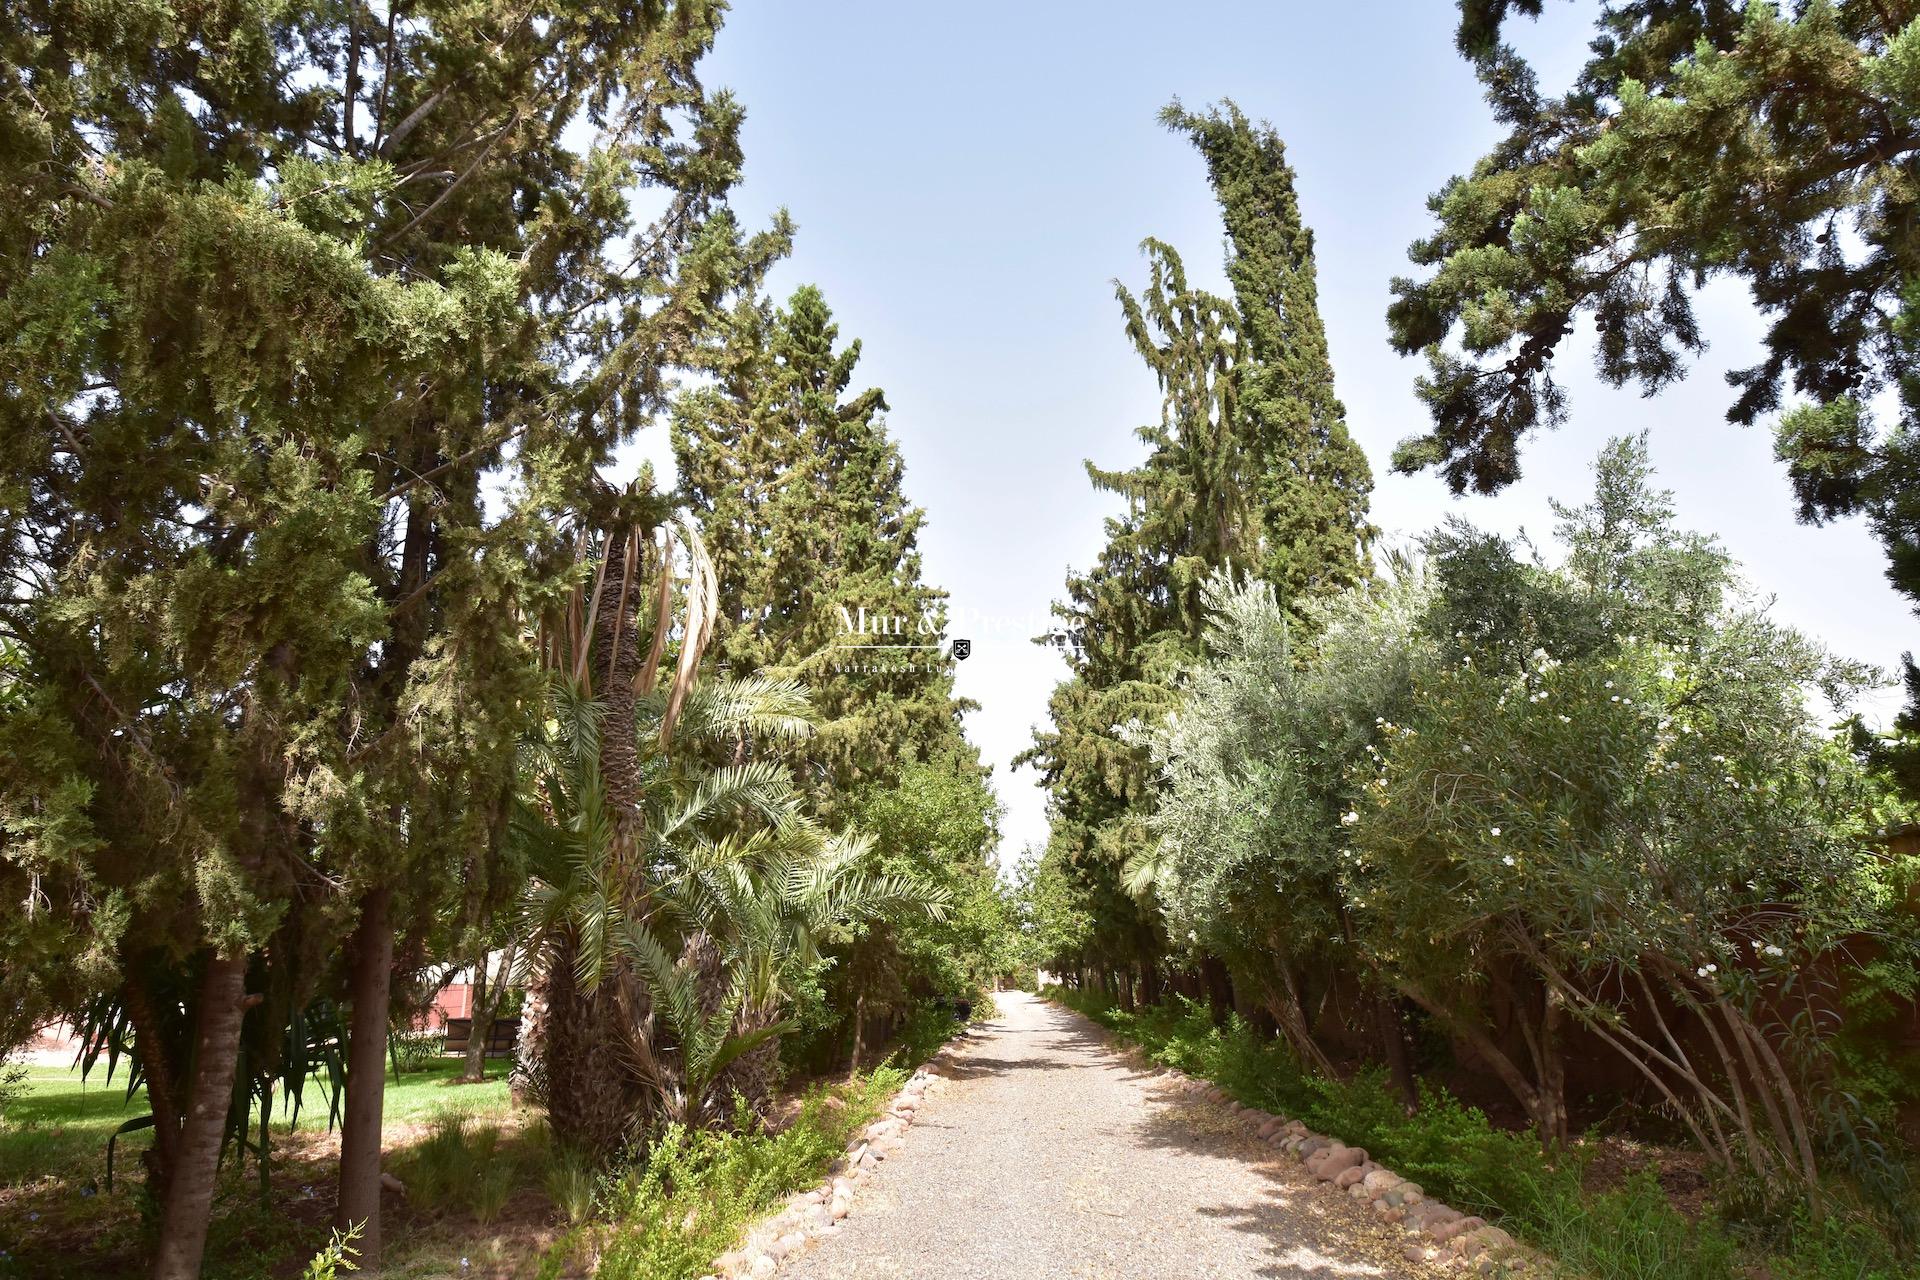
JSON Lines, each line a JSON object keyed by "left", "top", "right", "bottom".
{"left": 514, "top": 521, "right": 945, "bottom": 1151}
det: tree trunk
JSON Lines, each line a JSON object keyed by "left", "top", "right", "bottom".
{"left": 462, "top": 943, "right": 493, "bottom": 1083}
{"left": 1200, "top": 955, "right": 1234, "bottom": 1024}
{"left": 1375, "top": 992, "right": 1418, "bottom": 1114}
{"left": 123, "top": 972, "right": 183, "bottom": 1201}
{"left": 1399, "top": 977, "right": 1557, "bottom": 1143}
{"left": 335, "top": 886, "right": 393, "bottom": 1264}
{"left": 151, "top": 952, "right": 249, "bottom": 1280}
{"left": 848, "top": 993, "right": 867, "bottom": 1077}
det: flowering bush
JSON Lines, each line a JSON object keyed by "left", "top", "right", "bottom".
{"left": 1146, "top": 436, "right": 1916, "bottom": 1215}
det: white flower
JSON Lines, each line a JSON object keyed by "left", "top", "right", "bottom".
{"left": 1489, "top": 827, "right": 1502, "bottom": 837}
{"left": 1603, "top": 680, "right": 1614, "bottom": 689}
{"left": 1188, "top": 930, "right": 1198, "bottom": 943}
{"left": 1557, "top": 714, "right": 1571, "bottom": 724}
{"left": 1609, "top": 695, "right": 1620, "bottom": 703}
{"left": 1502, "top": 855, "right": 1516, "bottom": 867}
{"left": 1340, "top": 811, "right": 1359, "bottom": 827}
{"left": 1762, "top": 944, "right": 1785, "bottom": 959}
{"left": 1696, "top": 966, "right": 1711, "bottom": 979}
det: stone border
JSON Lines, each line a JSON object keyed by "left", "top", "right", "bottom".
{"left": 699, "top": 1034, "right": 968, "bottom": 1280}
{"left": 1153, "top": 1069, "right": 1548, "bottom": 1276}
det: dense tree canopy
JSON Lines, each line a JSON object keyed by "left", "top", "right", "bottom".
{"left": 0, "top": 1, "right": 785, "bottom": 1271}
{"left": 673, "top": 284, "right": 977, "bottom": 817}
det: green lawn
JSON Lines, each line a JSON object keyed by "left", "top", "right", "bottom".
{"left": 1, "top": 1056, "right": 513, "bottom": 1188}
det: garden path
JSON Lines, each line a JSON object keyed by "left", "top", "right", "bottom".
{"left": 782, "top": 991, "right": 1441, "bottom": 1280}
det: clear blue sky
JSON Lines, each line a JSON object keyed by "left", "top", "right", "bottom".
{"left": 647, "top": 1, "right": 1914, "bottom": 867}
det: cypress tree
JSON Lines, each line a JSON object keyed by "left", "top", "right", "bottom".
{"left": 1024, "top": 101, "right": 1373, "bottom": 997}
{"left": 673, "top": 284, "right": 978, "bottom": 816}
{"left": 0, "top": 3, "right": 782, "bottom": 1270}
{"left": 1163, "top": 99, "right": 1375, "bottom": 609}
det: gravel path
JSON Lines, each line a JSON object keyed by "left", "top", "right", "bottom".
{"left": 783, "top": 991, "right": 1443, "bottom": 1280}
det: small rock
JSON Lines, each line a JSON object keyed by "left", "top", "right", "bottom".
{"left": 1312, "top": 1146, "right": 1365, "bottom": 1181}
{"left": 1431, "top": 1214, "right": 1484, "bottom": 1243}
{"left": 748, "top": 1255, "right": 777, "bottom": 1279}
{"left": 829, "top": 1195, "right": 850, "bottom": 1220}
{"left": 1362, "top": 1168, "right": 1402, "bottom": 1195}
{"left": 1334, "top": 1165, "right": 1371, "bottom": 1190}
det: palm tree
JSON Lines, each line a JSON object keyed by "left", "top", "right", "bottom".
{"left": 512, "top": 518, "right": 946, "bottom": 1155}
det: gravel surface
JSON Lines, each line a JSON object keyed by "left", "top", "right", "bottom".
{"left": 783, "top": 991, "right": 1445, "bottom": 1279}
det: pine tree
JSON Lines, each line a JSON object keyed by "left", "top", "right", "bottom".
{"left": 673, "top": 285, "right": 977, "bottom": 816}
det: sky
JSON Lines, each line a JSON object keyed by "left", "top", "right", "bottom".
{"left": 636, "top": 0, "right": 1915, "bottom": 869}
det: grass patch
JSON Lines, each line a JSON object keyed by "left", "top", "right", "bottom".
{"left": 589, "top": 1069, "right": 906, "bottom": 1280}
{"left": 1050, "top": 988, "right": 1910, "bottom": 1280}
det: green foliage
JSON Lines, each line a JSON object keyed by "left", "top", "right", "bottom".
{"left": 1143, "top": 437, "right": 1917, "bottom": 1223}
{"left": 673, "top": 285, "right": 977, "bottom": 822}
{"left": 0, "top": 0, "right": 789, "bottom": 1263}
{"left": 389, "top": 1030, "right": 445, "bottom": 1076}
{"left": 299, "top": 1226, "right": 361, "bottom": 1280}
{"left": 592, "top": 1069, "right": 906, "bottom": 1280}
{"left": 516, "top": 670, "right": 948, "bottom": 1135}
{"left": 544, "top": 1144, "right": 600, "bottom": 1228}
{"left": 1058, "top": 988, "right": 1905, "bottom": 1280}
{"left": 1024, "top": 100, "right": 1372, "bottom": 987}
{"left": 1393, "top": 0, "right": 1920, "bottom": 789}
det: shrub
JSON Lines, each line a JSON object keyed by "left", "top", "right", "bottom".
{"left": 593, "top": 1070, "right": 904, "bottom": 1280}
{"left": 1054, "top": 989, "right": 1914, "bottom": 1280}
{"left": 391, "top": 1030, "right": 446, "bottom": 1074}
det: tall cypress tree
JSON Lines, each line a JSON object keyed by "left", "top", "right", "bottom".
{"left": 1023, "top": 101, "right": 1373, "bottom": 997}
{"left": 1163, "top": 99, "right": 1375, "bottom": 609}
{"left": 673, "top": 284, "right": 978, "bottom": 816}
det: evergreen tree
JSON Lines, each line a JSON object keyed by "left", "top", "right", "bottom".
{"left": 0, "top": 2, "right": 782, "bottom": 1272}
{"left": 673, "top": 285, "right": 977, "bottom": 816}
{"left": 1164, "top": 100, "right": 1375, "bottom": 607}
{"left": 1388, "top": 3, "right": 1920, "bottom": 775}
{"left": 1023, "top": 102, "right": 1373, "bottom": 998}
{"left": 673, "top": 285, "right": 1004, "bottom": 1060}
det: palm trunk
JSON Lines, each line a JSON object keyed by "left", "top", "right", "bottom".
{"left": 335, "top": 886, "right": 393, "bottom": 1263}
{"left": 151, "top": 952, "right": 249, "bottom": 1280}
